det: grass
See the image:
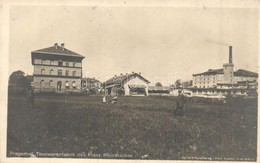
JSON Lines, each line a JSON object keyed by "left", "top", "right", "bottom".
{"left": 7, "top": 94, "right": 257, "bottom": 160}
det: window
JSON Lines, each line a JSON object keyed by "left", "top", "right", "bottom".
{"left": 58, "top": 69, "right": 62, "bottom": 76}
{"left": 72, "top": 81, "right": 76, "bottom": 89}
{"left": 40, "top": 80, "right": 45, "bottom": 87}
{"left": 49, "top": 80, "right": 53, "bottom": 87}
{"left": 65, "top": 81, "right": 69, "bottom": 89}
{"left": 65, "top": 70, "right": 69, "bottom": 76}
{"left": 41, "top": 69, "right": 45, "bottom": 75}
{"left": 58, "top": 61, "right": 63, "bottom": 66}
{"left": 66, "top": 61, "right": 69, "bottom": 67}
{"left": 72, "top": 71, "right": 76, "bottom": 76}
{"left": 50, "top": 69, "right": 54, "bottom": 75}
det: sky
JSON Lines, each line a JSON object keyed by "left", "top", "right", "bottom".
{"left": 9, "top": 6, "right": 258, "bottom": 85}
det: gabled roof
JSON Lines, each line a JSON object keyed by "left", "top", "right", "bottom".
{"left": 234, "top": 69, "right": 258, "bottom": 77}
{"left": 104, "top": 73, "right": 150, "bottom": 86}
{"left": 31, "top": 45, "right": 85, "bottom": 58}
{"left": 193, "top": 68, "right": 224, "bottom": 76}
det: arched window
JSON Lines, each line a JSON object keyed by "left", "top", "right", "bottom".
{"left": 72, "top": 81, "right": 76, "bottom": 89}
{"left": 49, "top": 80, "right": 53, "bottom": 87}
{"left": 40, "top": 80, "right": 45, "bottom": 87}
{"left": 41, "top": 69, "right": 45, "bottom": 75}
{"left": 65, "top": 70, "right": 69, "bottom": 76}
{"left": 50, "top": 69, "right": 54, "bottom": 75}
{"left": 72, "top": 71, "right": 76, "bottom": 76}
{"left": 65, "top": 81, "right": 69, "bottom": 89}
{"left": 58, "top": 69, "right": 62, "bottom": 76}
{"left": 58, "top": 60, "right": 63, "bottom": 66}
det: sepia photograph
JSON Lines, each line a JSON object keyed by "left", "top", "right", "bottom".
{"left": 0, "top": 1, "right": 259, "bottom": 162}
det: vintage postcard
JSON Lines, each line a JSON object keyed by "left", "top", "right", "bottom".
{"left": 0, "top": 0, "right": 259, "bottom": 163}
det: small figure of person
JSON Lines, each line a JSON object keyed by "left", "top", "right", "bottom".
{"left": 111, "top": 96, "right": 118, "bottom": 104}
{"left": 25, "top": 86, "right": 35, "bottom": 109}
{"left": 103, "top": 96, "right": 107, "bottom": 103}
{"left": 174, "top": 90, "right": 185, "bottom": 116}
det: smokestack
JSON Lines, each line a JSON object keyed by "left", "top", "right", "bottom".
{"left": 229, "top": 46, "right": 232, "bottom": 63}
{"left": 61, "top": 43, "right": 65, "bottom": 50}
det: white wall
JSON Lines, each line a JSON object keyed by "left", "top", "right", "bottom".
{"left": 123, "top": 76, "right": 149, "bottom": 96}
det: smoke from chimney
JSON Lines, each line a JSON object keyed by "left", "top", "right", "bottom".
{"left": 205, "top": 38, "right": 229, "bottom": 46}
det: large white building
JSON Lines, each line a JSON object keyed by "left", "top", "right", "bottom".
{"left": 31, "top": 43, "right": 85, "bottom": 93}
{"left": 191, "top": 46, "right": 258, "bottom": 96}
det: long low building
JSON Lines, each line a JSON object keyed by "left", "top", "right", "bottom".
{"left": 104, "top": 72, "right": 150, "bottom": 96}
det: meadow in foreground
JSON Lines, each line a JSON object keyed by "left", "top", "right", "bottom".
{"left": 7, "top": 94, "right": 257, "bottom": 160}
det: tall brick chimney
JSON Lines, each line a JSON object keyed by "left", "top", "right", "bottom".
{"left": 229, "top": 46, "right": 232, "bottom": 64}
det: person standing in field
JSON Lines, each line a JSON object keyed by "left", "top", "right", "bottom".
{"left": 25, "top": 86, "right": 35, "bottom": 109}
{"left": 174, "top": 90, "right": 186, "bottom": 116}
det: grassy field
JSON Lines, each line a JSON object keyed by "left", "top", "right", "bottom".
{"left": 7, "top": 94, "right": 257, "bottom": 160}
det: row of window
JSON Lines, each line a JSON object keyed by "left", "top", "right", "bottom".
{"left": 194, "top": 81, "right": 215, "bottom": 85}
{"left": 37, "top": 59, "right": 79, "bottom": 67}
{"left": 194, "top": 77, "right": 216, "bottom": 81}
{"left": 40, "top": 69, "right": 77, "bottom": 76}
{"left": 40, "top": 80, "right": 77, "bottom": 88}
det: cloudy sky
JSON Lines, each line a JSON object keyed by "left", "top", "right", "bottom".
{"left": 9, "top": 6, "right": 258, "bottom": 85}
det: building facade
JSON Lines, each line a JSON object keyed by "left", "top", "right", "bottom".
{"left": 104, "top": 72, "right": 150, "bottom": 96}
{"left": 31, "top": 43, "right": 85, "bottom": 93}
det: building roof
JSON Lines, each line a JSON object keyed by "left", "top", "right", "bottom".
{"left": 193, "top": 68, "right": 258, "bottom": 78}
{"left": 31, "top": 44, "right": 85, "bottom": 58}
{"left": 193, "top": 69, "right": 224, "bottom": 76}
{"left": 234, "top": 69, "right": 258, "bottom": 77}
{"left": 104, "top": 73, "right": 150, "bottom": 86}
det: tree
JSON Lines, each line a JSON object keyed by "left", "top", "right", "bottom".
{"left": 155, "top": 82, "right": 162, "bottom": 87}
{"left": 175, "top": 79, "right": 182, "bottom": 88}
{"left": 183, "top": 80, "right": 193, "bottom": 88}
{"left": 9, "top": 70, "right": 31, "bottom": 89}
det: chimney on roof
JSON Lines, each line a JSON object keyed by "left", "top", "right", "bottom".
{"left": 120, "top": 73, "right": 123, "bottom": 75}
{"left": 139, "top": 72, "right": 141, "bottom": 75}
{"left": 61, "top": 43, "right": 65, "bottom": 50}
{"left": 132, "top": 71, "right": 134, "bottom": 74}
{"left": 229, "top": 46, "right": 232, "bottom": 64}
{"left": 54, "top": 43, "right": 58, "bottom": 49}
{"left": 114, "top": 75, "right": 117, "bottom": 77}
